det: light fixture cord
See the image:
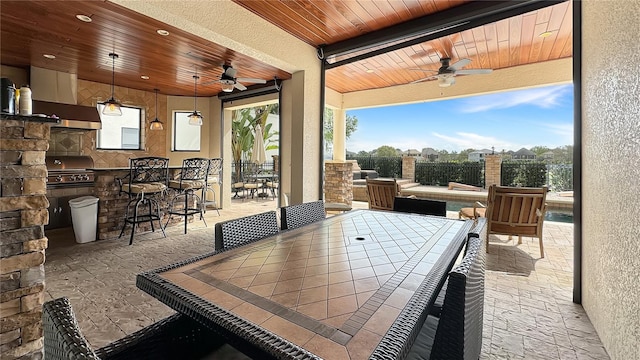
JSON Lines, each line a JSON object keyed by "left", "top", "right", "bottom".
{"left": 193, "top": 71, "right": 198, "bottom": 111}
{"left": 155, "top": 89, "right": 158, "bottom": 115}
{"left": 111, "top": 54, "right": 115, "bottom": 98}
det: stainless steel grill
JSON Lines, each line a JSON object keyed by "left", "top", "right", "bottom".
{"left": 45, "top": 156, "right": 95, "bottom": 189}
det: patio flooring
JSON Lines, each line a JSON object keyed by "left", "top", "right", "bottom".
{"left": 43, "top": 198, "right": 608, "bottom": 359}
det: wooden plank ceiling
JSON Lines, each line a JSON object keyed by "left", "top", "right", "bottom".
{"left": 235, "top": 0, "right": 573, "bottom": 94}
{"left": 0, "top": 0, "right": 572, "bottom": 97}
{"left": 0, "top": 0, "right": 290, "bottom": 97}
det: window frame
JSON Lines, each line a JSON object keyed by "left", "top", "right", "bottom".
{"left": 172, "top": 111, "right": 202, "bottom": 152}
{"left": 96, "top": 104, "right": 143, "bottom": 151}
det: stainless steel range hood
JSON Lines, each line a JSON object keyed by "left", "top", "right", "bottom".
{"left": 30, "top": 67, "right": 101, "bottom": 130}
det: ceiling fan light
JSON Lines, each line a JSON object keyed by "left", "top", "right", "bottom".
{"left": 188, "top": 111, "right": 203, "bottom": 126}
{"left": 438, "top": 76, "right": 455, "bottom": 88}
{"left": 102, "top": 97, "right": 122, "bottom": 115}
{"left": 221, "top": 83, "right": 234, "bottom": 92}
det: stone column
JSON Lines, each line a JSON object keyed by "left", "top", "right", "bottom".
{"left": 402, "top": 156, "right": 416, "bottom": 181}
{"left": 1, "top": 116, "right": 53, "bottom": 359}
{"left": 332, "top": 109, "right": 346, "bottom": 161}
{"left": 324, "top": 161, "right": 352, "bottom": 205}
{"left": 484, "top": 154, "right": 502, "bottom": 188}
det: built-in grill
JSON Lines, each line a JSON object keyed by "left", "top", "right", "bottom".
{"left": 45, "top": 156, "right": 95, "bottom": 189}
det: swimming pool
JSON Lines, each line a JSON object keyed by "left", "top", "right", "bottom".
{"left": 446, "top": 201, "right": 574, "bottom": 223}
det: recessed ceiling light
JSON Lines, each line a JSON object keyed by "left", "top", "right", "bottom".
{"left": 43, "top": 54, "right": 56, "bottom": 59}
{"left": 539, "top": 31, "right": 553, "bottom": 38}
{"left": 75, "top": 14, "right": 92, "bottom": 23}
{"left": 366, "top": 69, "right": 375, "bottom": 73}
{"left": 141, "top": 75, "right": 150, "bottom": 80}
{"left": 156, "top": 29, "right": 170, "bottom": 36}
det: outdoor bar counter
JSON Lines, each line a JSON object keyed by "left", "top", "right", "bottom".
{"left": 91, "top": 166, "right": 187, "bottom": 240}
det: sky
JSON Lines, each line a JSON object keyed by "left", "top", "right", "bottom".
{"left": 345, "top": 84, "right": 574, "bottom": 153}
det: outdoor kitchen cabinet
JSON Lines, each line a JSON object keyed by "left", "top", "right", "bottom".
{"left": 45, "top": 196, "right": 72, "bottom": 230}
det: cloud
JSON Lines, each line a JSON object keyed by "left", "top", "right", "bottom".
{"left": 431, "top": 132, "right": 515, "bottom": 151}
{"left": 459, "top": 85, "right": 572, "bottom": 113}
{"left": 540, "top": 122, "right": 574, "bottom": 144}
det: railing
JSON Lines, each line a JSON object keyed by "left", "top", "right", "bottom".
{"left": 231, "top": 161, "right": 275, "bottom": 182}
{"left": 346, "top": 156, "right": 402, "bottom": 178}
{"left": 415, "top": 162, "right": 484, "bottom": 187}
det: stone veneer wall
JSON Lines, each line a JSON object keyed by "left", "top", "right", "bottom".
{"left": 0, "top": 118, "right": 50, "bottom": 359}
{"left": 484, "top": 154, "right": 502, "bottom": 188}
{"left": 324, "top": 162, "right": 353, "bottom": 205}
{"left": 76, "top": 79, "right": 167, "bottom": 167}
{"left": 402, "top": 156, "right": 415, "bottom": 181}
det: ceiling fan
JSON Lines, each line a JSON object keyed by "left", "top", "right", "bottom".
{"left": 412, "top": 57, "right": 493, "bottom": 87}
{"left": 203, "top": 65, "right": 266, "bottom": 92}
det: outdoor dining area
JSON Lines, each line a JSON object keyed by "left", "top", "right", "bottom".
{"left": 41, "top": 189, "right": 604, "bottom": 360}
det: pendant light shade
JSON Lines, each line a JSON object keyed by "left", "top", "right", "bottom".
{"left": 188, "top": 73, "right": 203, "bottom": 126}
{"left": 150, "top": 89, "right": 164, "bottom": 130}
{"left": 102, "top": 53, "right": 122, "bottom": 116}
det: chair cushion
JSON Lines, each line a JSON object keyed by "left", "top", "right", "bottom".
{"left": 122, "top": 182, "right": 166, "bottom": 194}
{"left": 265, "top": 181, "right": 279, "bottom": 188}
{"left": 243, "top": 183, "right": 262, "bottom": 189}
{"left": 168, "top": 179, "right": 205, "bottom": 190}
{"left": 207, "top": 176, "right": 219, "bottom": 184}
{"left": 459, "top": 206, "right": 486, "bottom": 219}
{"left": 405, "top": 315, "right": 439, "bottom": 360}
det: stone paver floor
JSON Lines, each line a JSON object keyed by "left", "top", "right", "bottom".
{"left": 44, "top": 199, "right": 608, "bottom": 359}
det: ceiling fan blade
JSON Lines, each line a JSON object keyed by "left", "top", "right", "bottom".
{"left": 448, "top": 58, "right": 471, "bottom": 70}
{"left": 410, "top": 76, "right": 437, "bottom": 84}
{"left": 234, "top": 82, "right": 247, "bottom": 91}
{"left": 455, "top": 69, "right": 493, "bottom": 75}
{"left": 236, "top": 77, "right": 267, "bottom": 84}
{"left": 224, "top": 66, "right": 237, "bottom": 78}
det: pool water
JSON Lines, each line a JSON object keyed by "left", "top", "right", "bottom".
{"left": 446, "top": 201, "right": 574, "bottom": 224}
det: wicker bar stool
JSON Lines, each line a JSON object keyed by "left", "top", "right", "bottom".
{"left": 165, "top": 158, "right": 209, "bottom": 234}
{"left": 117, "top": 157, "right": 169, "bottom": 245}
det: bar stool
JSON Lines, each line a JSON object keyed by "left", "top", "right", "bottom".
{"left": 201, "top": 158, "right": 222, "bottom": 216}
{"left": 118, "top": 157, "right": 169, "bottom": 245}
{"left": 165, "top": 158, "right": 209, "bottom": 234}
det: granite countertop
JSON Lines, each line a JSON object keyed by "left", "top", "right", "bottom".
{"left": 1, "top": 113, "right": 61, "bottom": 123}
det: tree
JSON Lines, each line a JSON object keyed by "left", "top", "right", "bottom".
{"left": 323, "top": 108, "right": 359, "bottom": 152}
{"left": 357, "top": 150, "right": 370, "bottom": 156}
{"left": 530, "top": 146, "right": 551, "bottom": 156}
{"left": 374, "top": 145, "right": 398, "bottom": 157}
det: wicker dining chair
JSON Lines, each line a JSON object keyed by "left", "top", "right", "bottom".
{"left": 43, "top": 297, "right": 246, "bottom": 360}
{"left": 280, "top": 200, "right": 326, "bottom": 230}
{"left": 214, "top": 210, "right": 279, "bottom": 250}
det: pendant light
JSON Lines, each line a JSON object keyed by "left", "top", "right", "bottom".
{"left": 102, "top": 52, "right": 122, "bottom": 116}
{"left": 188, "top": 72, "right": 203, "bottom": 126}
{"left": 149, "top": 89, "right": 164, "bottom": 130}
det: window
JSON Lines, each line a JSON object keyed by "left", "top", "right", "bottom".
{"left": 97, "top": 105, "right": 142, "bottom": 150}
{"left": 172, "top": 111, "right": 201, "bottom": 151}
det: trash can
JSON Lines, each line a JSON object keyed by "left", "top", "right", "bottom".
{"left": 68, "top": 196, "right": 99, "bottom": 244}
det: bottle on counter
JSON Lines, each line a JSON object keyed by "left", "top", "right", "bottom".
{"left": 1, "top": 77, "right": 15, "bottom": 114}
{"left": 19, "top": 85, "right": 32, "bottom": 115}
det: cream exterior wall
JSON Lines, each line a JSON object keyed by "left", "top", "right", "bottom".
{"left": 165, "top": 96, "right": 212, "bottom": 166}
{"left": 581, "top": 2, "right": 640, "bottom": 360}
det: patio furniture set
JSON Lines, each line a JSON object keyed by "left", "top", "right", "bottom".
{"left": 43, "top": 171, "right": 545, "bottom": 359}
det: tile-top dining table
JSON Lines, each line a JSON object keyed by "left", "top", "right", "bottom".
{"left": 137, "top": 210, "right": 476, "bottom": 359}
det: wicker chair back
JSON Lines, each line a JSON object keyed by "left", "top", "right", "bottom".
{"left": 214, "top": 211, "right": 279, "bottom": 250}
{"left": 280, "top": 200, "right": 326, "bottom": 230}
